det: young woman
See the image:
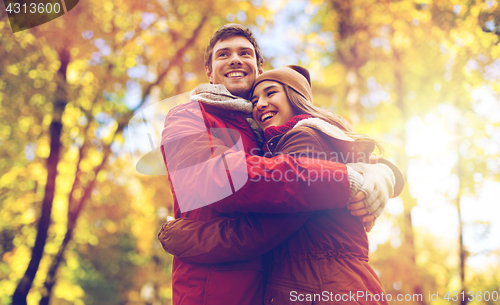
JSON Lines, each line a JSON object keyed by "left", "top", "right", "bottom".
{"left": 249, "top": 65, "right": 391, "bottom": 304}
{"left": 160, "top": 66, "right": 403, "bottom": 304}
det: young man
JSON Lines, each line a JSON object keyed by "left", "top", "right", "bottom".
{"left": 159, "top": 24, "right": 403, "bottom": 305}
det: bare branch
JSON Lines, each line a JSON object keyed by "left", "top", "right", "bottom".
{"left": 133, "top": 14, "right": 208, "bottom": 112}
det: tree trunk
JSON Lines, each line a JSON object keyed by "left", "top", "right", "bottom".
{"left": 457, "top": 193, "right": 467, "bottom": 305}
{"left": 330, "top": 0, "right": 366, "bottom": 125}
{"left": 40, "top": 146, "right": 111, "bottom": 305}
{"left": 393, "top": 50, "right": 427, "bottom": 305}
{"left": 37, "top": 16, "right": 208, "bottom": 304}
{"left": 12, "top": 49, "right": 70, "bottom": 305}
{"left": 39, "top": 223, "right": 73, "bottom": 305}
{"left": 11, "top": 121, "right": 62, "bottom": 305}
{"left": 455, "top": 122, "right": 467, "bottom": 305}
{"left": 345, "top": 68, "right": 361, "bottom": 125}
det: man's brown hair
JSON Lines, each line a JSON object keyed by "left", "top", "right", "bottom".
{"left": 205, "top": 23, "right": 264, "bottom": 73}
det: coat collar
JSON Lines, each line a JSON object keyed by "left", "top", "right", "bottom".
{"left": 191, "top": 83, "right": 264, "bottom": 146}
{"left": 263, "top": 117, "right": 374, "bottom": 160}
{"left": 190, "top": 84, "right": 253, "bottom": 114}
{"left": 293, "top": 117, "right": 355, "bottom": 142}
{"left": 263, "top": 114, "right": 312, "bottom": 141}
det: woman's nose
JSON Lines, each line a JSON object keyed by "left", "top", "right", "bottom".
{"left": 256, "top": 99, "right": 267, "bottom": 109}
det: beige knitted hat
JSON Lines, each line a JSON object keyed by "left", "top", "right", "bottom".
{"left": 252, "top": 65, "right": 312, "bottom": 102}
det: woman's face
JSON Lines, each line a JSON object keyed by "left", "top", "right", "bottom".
{"left": 251, "top": 81, "right": 296, "bottom": 130}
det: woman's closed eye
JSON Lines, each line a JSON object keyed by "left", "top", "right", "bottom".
{"left": 267, "top": 91, "right": 277, "bottom": 97}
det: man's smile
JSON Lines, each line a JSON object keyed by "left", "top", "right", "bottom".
{"left": 225, "top": 71, "right": 247, "bottom": 79}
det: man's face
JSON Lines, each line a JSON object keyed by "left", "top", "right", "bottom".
{"left": 206, "top": 36, "right": 263, "bottom": 99}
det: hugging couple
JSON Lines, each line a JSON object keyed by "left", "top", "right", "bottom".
{"left": 158, "top": 24, "right": 404, "bottom": 305}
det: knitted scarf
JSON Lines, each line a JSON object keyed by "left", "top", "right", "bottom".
{"left": 190, "top": 84, "right": 264, "bottom": 145}
{"left": 263, "top": 114, "right": 312, "bottom": 141}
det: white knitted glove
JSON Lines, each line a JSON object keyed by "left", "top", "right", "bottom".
{"left": 346, "top": 163, "right": 395, "bottom": 219}
{"left": 346, "top": 166, "right": 365, "bottom": 200}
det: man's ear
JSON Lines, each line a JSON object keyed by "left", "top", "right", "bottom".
{"left": 205, "top": 66, "right": 213, "bottom": 84}
{"left": 258, "top": 64, "right": 264, "bottom": 75}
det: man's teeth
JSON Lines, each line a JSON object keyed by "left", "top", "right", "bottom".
{"left": 227, "top": 72, "right": 245, "bottom": 78}
{"left": 261, "top": 113, "right": 275, "bottom": 122}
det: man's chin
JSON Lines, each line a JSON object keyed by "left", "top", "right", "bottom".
{"left": 226, "top": 86, "right": 251, "bottom": 99}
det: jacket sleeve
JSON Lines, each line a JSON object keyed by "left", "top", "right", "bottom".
{"left": 161, "top": 103, "right": 351, "bottom": 214}
{"left": 158, "top": 213, "right": 312, "bottom": 263}
{"left": 156, "top": 120, "right": 345, "bottom": 264}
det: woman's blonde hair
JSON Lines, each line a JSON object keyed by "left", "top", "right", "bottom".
{"left": 283, "top": 84, "right": 384, "bottom": 156}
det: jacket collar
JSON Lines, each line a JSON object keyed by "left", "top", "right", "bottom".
{"left": 262, "top": 115, "right": 312, "bottom": 154}
{"left": 263, "top": 114, "right": 312, "bottom": 141}
{"left": 263, "top": 116, "right": 354, "bottom": 144}
{"left": 293, "top": 117, "right": 355, "bottom": 142}
{"left": 191, "top": 83, "right": 264, "bottom": 146}
{"left": 190, "top": 84, "right": 252, "bottom": 114}
{"left": 263, "top": 117, "right": 374, "bottom": 158}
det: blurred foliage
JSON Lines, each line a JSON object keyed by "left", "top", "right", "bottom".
{"left": 1, "top": 0, "right": 499, "bottom": 304}
{"left": 0, "top": 0, "right": 269, "bottom": 303}
{"left": 296, "top": 0, "right": 500, "bottom": 303}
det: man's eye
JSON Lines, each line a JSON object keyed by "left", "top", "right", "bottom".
{"left": 218, "top": 53, "right": 228, "bottom": 58}
{"left": 242, "top": 51, "right": 251, "bottom": 56}
{"left": 251, "top": 100, "right": 257, "bottom": 106}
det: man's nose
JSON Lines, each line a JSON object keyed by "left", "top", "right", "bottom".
{"left": 229, "top": 53, "right": 243, "bottom": 65}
